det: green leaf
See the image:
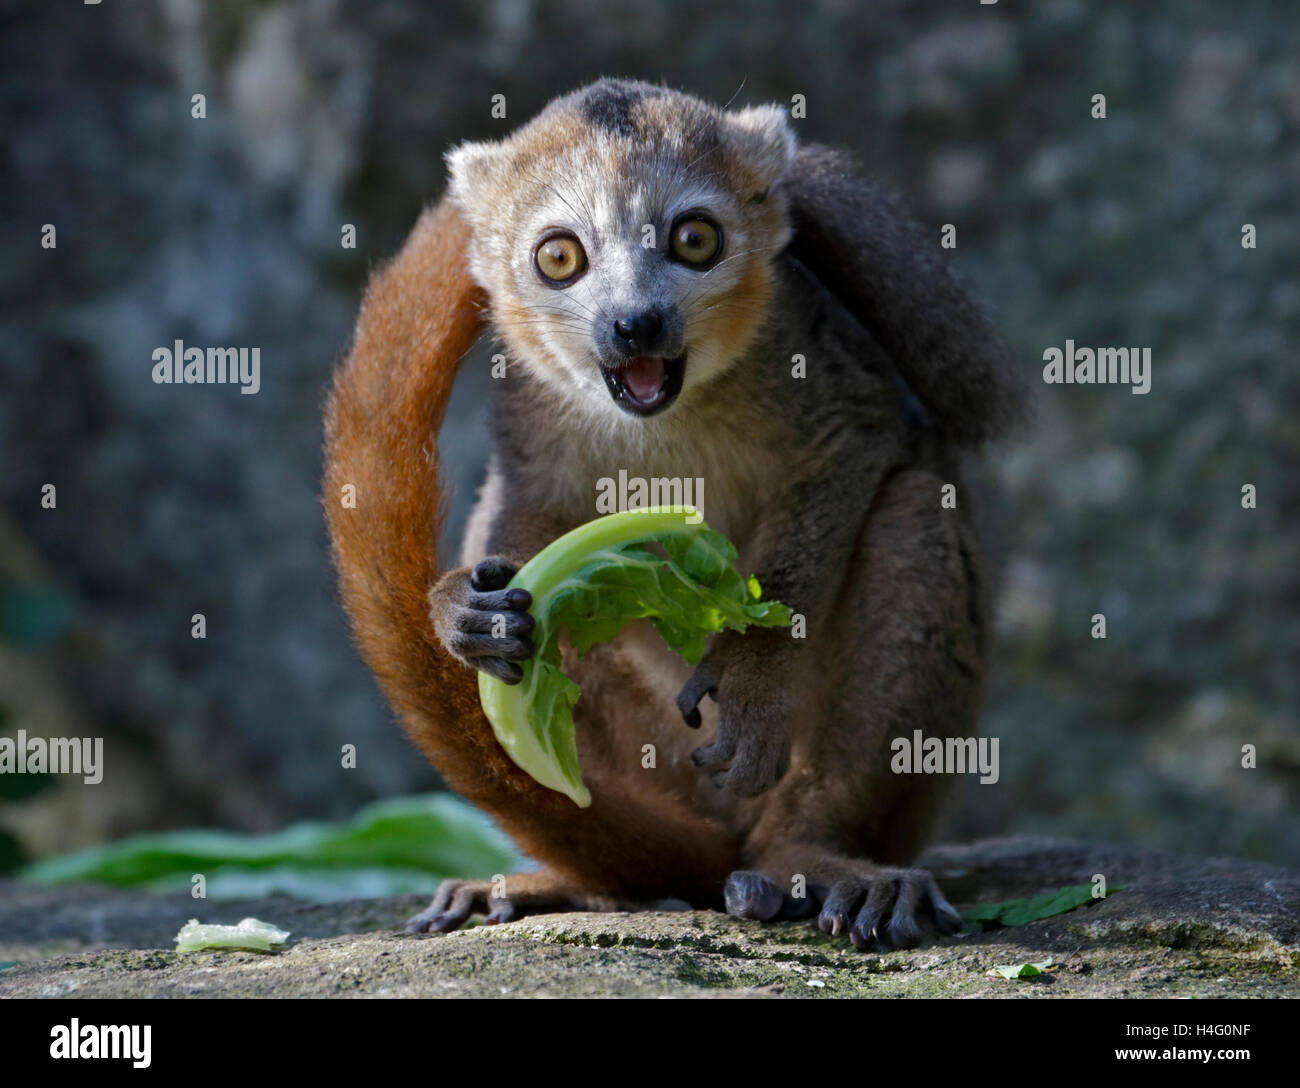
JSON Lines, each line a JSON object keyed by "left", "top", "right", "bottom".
{"left": 19, "top": 793, "right": 522, "bottom": 901}
{"left": 962, "top": 883, "right": 1121, "bottom": 929}
{"left": 477, "top": 508, "right": 792, "bottom": 807}
{"left": 990, "top": 958, "right": 1055, "bottom": 979}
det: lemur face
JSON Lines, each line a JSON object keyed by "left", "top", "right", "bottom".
{"left": 448, "top": 80, "right": 795, "bottom": 421}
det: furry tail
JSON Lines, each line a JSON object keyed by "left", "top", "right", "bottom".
{"left": 323, "top": 199, "right": 737, "bottom": 903}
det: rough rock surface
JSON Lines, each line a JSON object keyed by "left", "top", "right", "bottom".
{"left": 3, "top": 838, "right": 1295, "bottom": 998}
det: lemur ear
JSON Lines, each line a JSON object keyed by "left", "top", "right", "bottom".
{"left": 722, "top": 104, "right": 797, "bottom": 190}
{"left": 445, "top": 139, "right": 504, "bottom": 209}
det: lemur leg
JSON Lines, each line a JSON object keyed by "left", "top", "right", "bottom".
{"left": 725, "top": 465, "right": 985, "bottom": 948}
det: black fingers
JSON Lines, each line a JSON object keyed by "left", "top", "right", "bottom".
{"left": 818, "top": 879, "right": 863, "bottom": 938}
{"left": 812, "top": 870, "right": 962, "bottom": 951}
{"left": 926, "top": 880, "right": 965, "bottom": 935}
{"left": 484, "top": 899, "right": 518, "bottom": 926}
{"left": 456, "top": 566, "right": 534, "bottom": 683}
{"left": 884, "top": 875, "right": 924, "bottom": 949}
{"left": 782, "top": 888, "right": 820, "bottom": 920}
{"left": 675, "top": 662, "right": 719, "bottom": 727}
{"left": 468, "top": 587, "right": 532, "bottom": 612}
{"left": 452, "top": 629, "right": 533, "bottom": 652}
{"left": 449, "top": 632, "right": 534, "bottom": 663}
{"left": 713, "top": 731, "right": 790, "bottom": 798}
{"left": 723, "top": 870, "right": 785, "bottom": 921}
{"left": 691, "top": 709, "right": 740, "bottom": 772}
{"left": 405, "top": 879, "right": 483, "bottom": 934}
{"left": 849, "top": 878, "right": 898, "bottom": 950}
{"left": 458, "top": 603, "right": 535, "bottom": 636}
{"left": 712, "top": 867, "right": 962, "bottom": 949}
{"left": 470, "top": 556, "right": 519, "bottom": 591}
{"left": 475, "top": 657, "right": 524, "bottom": 684}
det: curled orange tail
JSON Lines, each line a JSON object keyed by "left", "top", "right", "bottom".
{"left": 323, "top": 199, "right": 737, "bottom": 903}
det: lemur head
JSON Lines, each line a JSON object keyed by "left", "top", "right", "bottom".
{"left": 447, "top": 79, "right": 796, "bottom": 420}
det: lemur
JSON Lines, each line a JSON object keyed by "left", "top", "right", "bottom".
{"left": 323, "top": 79, "right": 1023, "bottom": 949}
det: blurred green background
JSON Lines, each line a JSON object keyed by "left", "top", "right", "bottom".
{"left": 0, "top": 0, "right": 1296, "bottom": 891}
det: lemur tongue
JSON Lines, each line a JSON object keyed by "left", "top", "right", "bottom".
{"left": 623, "top": 356, "right": 666, "bottom": 403}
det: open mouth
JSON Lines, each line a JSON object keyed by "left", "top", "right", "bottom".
{"left": 599, "top": 353, "right": 686, "bottom": 416}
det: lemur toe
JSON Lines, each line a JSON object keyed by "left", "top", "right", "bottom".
{"left": 927, "top": 883, "right": 965, "bottom": 934}
{"left": 690, "top": 712, "right": 739, "bottom": 770}
{"left": 457, "top": 605, "right": 534, "bottom": 637}
{"left": 450, "top": 632, "right": 534, "bottom": 663}
{"left": 475, "top": 657, "right": 524, "bottom": 684}
{"left": 466, "top": 587, "right": 531, "bottom": 613}
{"left": 850, "top": 880, "right": 899, "bottom": 949}
{"left": 405, "top": 879, "right": 481, "bottom": 934}
{"left": 818, "top": 880, "right": 859, "bottom": 937}
{"left": 715, "top": 741, "right": 789, "bottom": 797}
{"left": 724, "top": 870, "right": 785, "bottom": 921}
{"left": 782, "top": 890, "right": 820, "bottom": 919}
{"left": 470, "top": 557, "right": 518, "bottom": 591}
{"left": 484, "top": 901, "right": 518, "bottom": 925}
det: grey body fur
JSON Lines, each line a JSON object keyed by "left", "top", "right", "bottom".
{"left": 419, "top": 79, "right": 1020, "bottom": 946}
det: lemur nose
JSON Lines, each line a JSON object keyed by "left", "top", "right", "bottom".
{"left": 613, "top": 311, "right": 664, "bottom": 351}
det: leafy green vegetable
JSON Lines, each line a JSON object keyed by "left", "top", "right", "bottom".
{"left": 989, "top": 958, "right": 1055, "bottom": 980}
{"left": 175, "top": 917, "right": 290, "bottom": 953}
{"left": 962, "top": 883, "right": 1119, "bottom": 930}
{"left": 19, "top": 794, "right": 522, "bottom": 901}
{"left": 478, "top": 507, "right": 792, "bottom": 807}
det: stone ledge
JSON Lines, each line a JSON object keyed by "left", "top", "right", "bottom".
{"left": 1, "top": 837, "right": 1295, "bottom": 998}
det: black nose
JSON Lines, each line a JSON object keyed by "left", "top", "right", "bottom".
{"left": 613, "top": 311, "right": 664, "bottom": 352}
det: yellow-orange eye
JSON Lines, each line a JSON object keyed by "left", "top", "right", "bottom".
{"left": 535, "top": 234, "right": 587, "bottom": 283}
{"left": 670, "top": 216, "right": 721, "bottom": 266}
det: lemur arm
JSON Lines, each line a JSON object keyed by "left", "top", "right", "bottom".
{"left": 783, "top": 144, "right": 1025, "bottom": 448}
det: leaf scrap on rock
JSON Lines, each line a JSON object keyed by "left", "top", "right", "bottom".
{"left": 962, "top": 883, "right": 1121, "bottom": 930}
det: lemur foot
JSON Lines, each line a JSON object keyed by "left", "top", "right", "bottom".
{"left": 428, "top": 556, "right": 534, "bottom": 684}
{"left": 404, "top": 872, "right": 618, "bottom": 933}
{"left": 722, "top": 866, "right": 962, "bottom": 950}
{"left": 818, "top": 867, "right": 962, "bottom": 950}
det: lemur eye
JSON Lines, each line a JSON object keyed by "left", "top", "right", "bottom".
{"left": 669, "top": 216, "right": 722, "bottom": 267}
{"left": 535, "top": 233, "right": 587, "bottom": 284}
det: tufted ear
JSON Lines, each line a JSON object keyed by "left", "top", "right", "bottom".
{"left": 721, "top": 104, "right": 797, "bottom": 191}
{"left": 445, "top": 139, "right": 507, "bottom": 211}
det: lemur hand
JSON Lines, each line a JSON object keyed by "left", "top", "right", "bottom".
{"left": 429, "top": 557, "right": 535, "bottom": 684}
{"left": 675, "top": 626, "right": 794, "bottom": 797}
